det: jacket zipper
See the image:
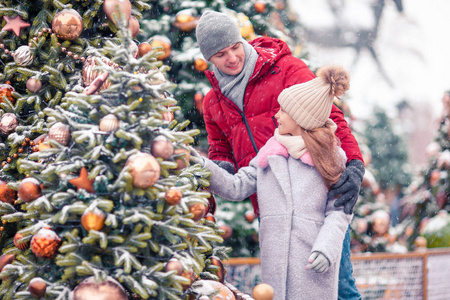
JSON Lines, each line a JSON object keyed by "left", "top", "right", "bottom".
{"left": 234, "top": 106, "right": 258, "bottom": 153}
{"left": 272, "top": 116, "right": 278, "bottom": 128}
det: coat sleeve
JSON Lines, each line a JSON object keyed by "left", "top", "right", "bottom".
{"left": 203, "top": 92, "right": 236, "bottom": 166}
{"left": 330, "top": 104, "right": 364, "bottom": 163}
{"left": 204, "top": 156, "right": 258, "bottom": 202}
{"left": 311, "top": 199, "right": 353, "bottom": 266}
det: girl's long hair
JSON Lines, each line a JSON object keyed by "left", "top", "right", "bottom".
{"left": 300, "top": 123, "right": 345, "bottom": 189}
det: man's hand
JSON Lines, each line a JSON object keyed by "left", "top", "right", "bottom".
{"left": 306, "top": 251, "right": 330, "bottom": 273}
{"left": 328, "top": 159, "right": 365, "bottom": 214}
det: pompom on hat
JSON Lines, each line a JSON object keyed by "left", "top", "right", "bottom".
{"left": 196, "top": 11, "right": 244, "bottom": 60}
{"left": 277, "top": 65, "right": 350, "bottom": 130}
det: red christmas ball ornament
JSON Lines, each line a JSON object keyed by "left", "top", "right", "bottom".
{"left": 31, "top": 227, "right": 62, "bottom": 259}
{"left": 0, "top": 179, "right": 17, "bottom": 204}
{"left": 18, "top": 177, "right": 42, "bottom": 203}
{"left": 0, "top": 83, "right": 15, "bottom": 104}
{"left": 28, "top": 277, "right": 47, "bottom": 298}
{"left": 151, "top": 135, "right": 174, "bottom": 160}
{"left": 14, "top": 232, "right": 30, "bottom": 250}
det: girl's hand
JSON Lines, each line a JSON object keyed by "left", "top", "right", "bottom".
{"left": 305, "top": 251, "right": 330, "bottom": 273}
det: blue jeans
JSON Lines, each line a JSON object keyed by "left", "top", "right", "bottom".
{"left": 338, "top": 228, "right": 361, "bottom": 300}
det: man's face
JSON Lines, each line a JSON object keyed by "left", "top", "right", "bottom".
{"left": 209, "top": 42, "right": 245, "bottom": 76}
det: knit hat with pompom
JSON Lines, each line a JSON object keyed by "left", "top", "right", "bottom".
{"left": 277, "top": 65, "right": 350, "bottom": 130}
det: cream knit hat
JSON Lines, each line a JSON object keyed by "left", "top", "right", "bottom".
{"left": 277, "top": 65, "right": 350, "bottom": 130}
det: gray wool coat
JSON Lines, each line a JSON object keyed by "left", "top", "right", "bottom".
{"left": 204, "top": 149, "right": 353, "bottom": 300}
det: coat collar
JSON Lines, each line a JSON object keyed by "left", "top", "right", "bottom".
{"left": 266, "top": 155, "right": 293, "bottom": 206}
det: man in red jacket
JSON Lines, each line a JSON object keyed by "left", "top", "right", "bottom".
{"left": 196, "top": 11, "right": 364, "bottom": 299}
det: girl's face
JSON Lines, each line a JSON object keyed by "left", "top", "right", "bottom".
{"left": 275, "top": 108, "right": 302, "bottom": 136}
{"left": 209, "top": 42, "right": 245, "bottom": 76}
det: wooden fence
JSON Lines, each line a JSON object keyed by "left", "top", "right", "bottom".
{"left": 224, "top": 248, "right": 450, "bottom": 299}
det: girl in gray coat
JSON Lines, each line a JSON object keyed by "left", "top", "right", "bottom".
{"left": 194, "top": 65, "right": 354, "bottom": 299}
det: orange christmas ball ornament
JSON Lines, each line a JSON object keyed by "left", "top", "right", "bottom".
{"left": 189, "top": 202, "right": 206, "bottom": 222}
{"left": 14, "top": 232, "right": 30, "bottom": 250}
{"left": 180, "top": 269, "right": 196, "bottom": 291}
{"left": 128, "top": 16, "right": 140, "bottom": 37}
{"left": 245, "top": 210, "right": 256, "bottom": 223}
{"left": 205, "top": 213, "right": 216, "bottom": 223}
{"left": 18, "top": 177, "right": 42, "bottom": 203}
{"left": 81, "top": 209, "right": 106, "bottom": 231}
{"left": 193, "top": 58, "right": 208, "bottom": 72}
{"left": 209, "top": 256, "right": 226, "bottom": 283}
{"left": 254, "top": 2, "right": 266, "bottom": 13}
{"left": 52, "top": 9, "right": 83, "bottom": 41}
{"left": 31, "top": 227, "right": 62, "bottom": 259}
{"left": 125, "top": 152, "right": 161, "bottom": 189}
{"left": 219, "top": 223, "right": 233, "bottom": 240}
{"left": 173, "top": 9, "right": 198, "bottom": 32}
{"left": 138, "top": 42, "right": 152, "bottom": 57}
{"left": 0, "top": 83, "right": 15, "bottom": 105}
{"left": 252, "top": 283, "right": 274, "bottom": 300}
{"left": 430, "top": 170, "right": 440, "bottom": 186}
{"left": 150, "top": 35, "right": 171, "bottom": 60}
{"left": 165, "top": 188, "right": 182, "bottom": 206}
{"left": 28, "top": 277, "right": 47, "bottom": 298}
{"left": 0, "top": 180, "right": 17, "bottom": 204}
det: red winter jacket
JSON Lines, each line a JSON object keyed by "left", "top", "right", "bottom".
{"left": 203, "top": 37, "right": 363, "bottom": 215}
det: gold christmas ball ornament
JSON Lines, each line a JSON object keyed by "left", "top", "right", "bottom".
{"left": 0, "top": 112, "right": 19, "bottom": 135}
{"left": 31, "top": 227, "right": 62, "bottom": 259}
{"left": 14, "top": 232, "right": 30, "bottom": 250}
{"left": 48, "top": 122, "right": 71, "bottom": 146}
{"left": 81, "top": 208, "right": 106, "bottom": 231}
{"left": 191, "top": 280, "right": 236, "bottom": 300}
{"left": 164, "top": 187, "right": 182, "bottom": 206}
{"left": 18, "top": 177, "right": 42, "bottom": 203}
{"left": 0, "top": 254, "right": 15, "bottom": 272}
{"left": 52, "top": 9, "right": 83, "bottom": 41}
{"left": 26, "top": 77, "right": 43, "bottom": 93}
{"left": 128, "top": 16, "right": 140, "bottom": 37}
{"left": 151, "top": 135, "right": 174, "bottom": 160}
{"left": 252, "top": 283, "right": 275, "bottom": 300}
{"left": 209, "top": 256, "right": 226, "bottom": 283}
{"left": 0, "top": 180, "right": 17, "bottom": 204}
{"left": 188, "top": 202, "right": 206, "bottom": 222}
{"left": 138, "top": 42, "right": 152, "bottom": 57}
{"left": 82, "top": 57, "right": 112, "bottom": 91}
{"left": 0, "top": 83, "right": 15, "bottom": 104}
{"left": 103, "top": 0, "right": 132, "bottom": 25}
{"left": 126, "top": 152, "right": 161, "bottom": 189}
{"left": 164, "top": 258, "right": 183, "bottom": 275}
{"left": 73, "top": 276, "right": 128, "bottom": 300}
{"left": 99, "top": 114, "right": 120, "bottom": 132}
{"left": 150, "top": 35, "right": 171, "bottom": 60}
{"left": 28, "top": 277, "right": 47, "bottom": 298}
{"left": 13, "top": 45, "right": 34, "bottom": 66}
{"left": 174, "top": 148, "right": 190, "bottom": 170}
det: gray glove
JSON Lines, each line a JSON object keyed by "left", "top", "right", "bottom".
{"left": 306, "top": 251, "right": 330, "bottom": 273}
{"left": 212, "top": 160, "right": 236, "bottom": 174}
{"left": 328, "top": 159, "right": 365, "bottom": 214}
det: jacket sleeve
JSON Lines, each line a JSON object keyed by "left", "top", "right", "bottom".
{"left": 204, "top": 156, "right": 257, "bottom": 202}
{"left": 311, "top": 199, "right": 353, "bottom": 266}
{"left": 203, "top": 92, "right": 235, "bottom": 166}
{"left": 330, "top": 104, "right": 364, "bottom": 163}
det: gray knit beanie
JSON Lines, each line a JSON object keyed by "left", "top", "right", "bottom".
{"left": 277, "top": 65, "right": 350, "bottom": 130}
{"left": 196, "top": 11, "right": 244, "bottom": 60}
